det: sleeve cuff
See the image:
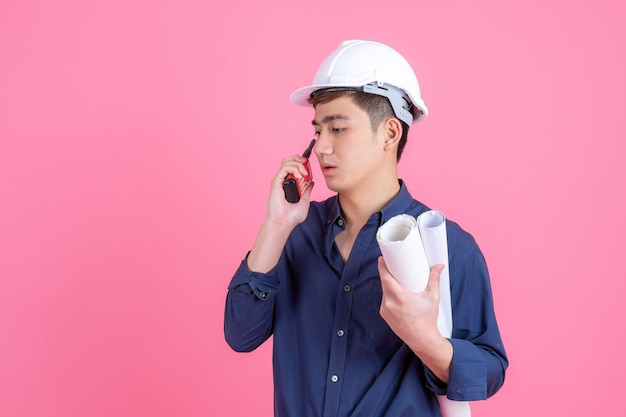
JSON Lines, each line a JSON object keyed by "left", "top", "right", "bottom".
{"left": 424, "top": 338, "right": 488, "bottom": 400}
{"left": 228, "top": 255, "right": 281, "bottom": 301}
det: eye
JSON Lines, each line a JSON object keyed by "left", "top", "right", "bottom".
{"left": 331, "top": 127, "right": 344, "bottom": 134}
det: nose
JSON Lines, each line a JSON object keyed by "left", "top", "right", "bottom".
{"left": 313, "top": 132, "right": 332, "bottom": 156}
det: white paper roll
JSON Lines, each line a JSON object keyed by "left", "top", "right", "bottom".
{"left": 438, "top": 395, "right": 472, "bottom": 417}
{"left": 417, "top": 210, "right": 453, "bottom": 337}
{"left": 376, "top": 214, "right": 430, "bottom": 293}
{"left": 377, "top": 211, "right": 471, "bottom": 417}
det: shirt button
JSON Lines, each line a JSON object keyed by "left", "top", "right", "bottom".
{"left": 259, "top": 291, "right": 266, "bottom": 299}
{"left": 337, "top": 330, "right": 344, "bottom": 337}
{"left": 331, "top": 375, "right": 339, "bottom": 383}
{"left": 337, "top": 219, "right": 344, "bottom": 227}
{"left": 343, "top": 285, "right": 351, "bottom": 292}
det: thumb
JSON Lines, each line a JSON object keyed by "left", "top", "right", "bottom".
{"left": 426, "top": 264, "right": 445, "bottom": 295}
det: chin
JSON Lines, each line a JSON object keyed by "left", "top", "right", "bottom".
{"left": 323, "top": 179, "right": 340, "bottom": 193}
{"left": 324, "top": 179, "right": 349, "bottom": 195}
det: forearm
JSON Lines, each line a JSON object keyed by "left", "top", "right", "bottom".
{"left": 406, "top": 328, "right": 453, "bottom": 383}
{"left": 247, "top": 220, "right": 294, "bottom": 273}
{"left": 247, "top": 154, "right": 313, "bottom": 274}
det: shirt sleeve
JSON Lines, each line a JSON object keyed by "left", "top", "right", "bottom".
{"left": 224, "top": 254, "right": 281, "bottom": 352}
{"left": 423, "top": 238, "right": 508, "bottom": 401}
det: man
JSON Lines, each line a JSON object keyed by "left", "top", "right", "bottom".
{"left": 224, "top": 40, "right": 508, "bottom": 417}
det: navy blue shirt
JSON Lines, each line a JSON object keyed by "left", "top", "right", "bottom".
{"left": 225, "top": 182, "right": 507, "bottom": 417}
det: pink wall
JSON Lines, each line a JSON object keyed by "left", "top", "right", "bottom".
{"left": 1, "top": 1, "right": 625, "bottom": 416}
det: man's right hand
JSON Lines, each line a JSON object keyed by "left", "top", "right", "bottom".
{"left": 246, "top": 155, "right": 315, "bottom": 273}
{"left": 266, "top": 154, "right": 315, "bottom": 229}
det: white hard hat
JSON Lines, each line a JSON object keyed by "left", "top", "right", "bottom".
{"left": 290, "top": 40, "right": 428, "bottom": 124}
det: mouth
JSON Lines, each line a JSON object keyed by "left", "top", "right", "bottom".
{"left": 320, "top": 162, "right": 337, "bottom": 175}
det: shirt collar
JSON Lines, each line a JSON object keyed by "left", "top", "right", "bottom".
{"left": 378, "top": 180, "right": 416, "bottom": 225}
{"left": 324, "top": 179, "right": 417, "bottom": 232}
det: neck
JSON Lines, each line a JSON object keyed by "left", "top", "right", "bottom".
{"left": 338, "top": 176, "right": 401, "bottom": 230}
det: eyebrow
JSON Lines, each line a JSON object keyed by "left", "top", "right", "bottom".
{"left": 311, "top": 114, "right": 350, "bottom": 126}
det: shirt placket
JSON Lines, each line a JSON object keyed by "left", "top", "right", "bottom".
{"left": 322, "top": 221, "right": 376, "bottom": 417}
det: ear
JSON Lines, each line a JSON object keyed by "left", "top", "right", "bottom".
{"left": 382, "top": 117, "right": 402, "bottom": 151}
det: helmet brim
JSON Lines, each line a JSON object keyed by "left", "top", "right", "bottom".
{"left": 290, "top": 83, "right": 367, "bottom": 107}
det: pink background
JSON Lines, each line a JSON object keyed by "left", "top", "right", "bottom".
{"left": 1, "top": 1, "right": 625, "bottom": 416}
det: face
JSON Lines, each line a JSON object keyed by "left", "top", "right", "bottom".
{"left": 311, "top": 95, "right": 387, "bottom": 194}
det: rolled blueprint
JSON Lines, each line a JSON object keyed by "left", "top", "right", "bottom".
{"left": 376, "top": 211, "right": 471, "bottom": 417}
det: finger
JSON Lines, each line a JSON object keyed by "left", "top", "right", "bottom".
{"left": 426, "top": 264, "right": 445, "bottom": 295}
{"left": 300, "top": 181, "right": 314, "bottom": 202}
{"left": 280, "top": 155, "right": 305, "bottom": 170}
{"left": 273, "top": 160, "right": 304, "bottom": 186}
{"left": 281, "top": 163, "right": 303, "bottom": 179}
{"left": 377, "top": 256, "right": 391, "bottom": 282}
{"left": 377, "top": 257, "right": 404, "bottom": 294}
